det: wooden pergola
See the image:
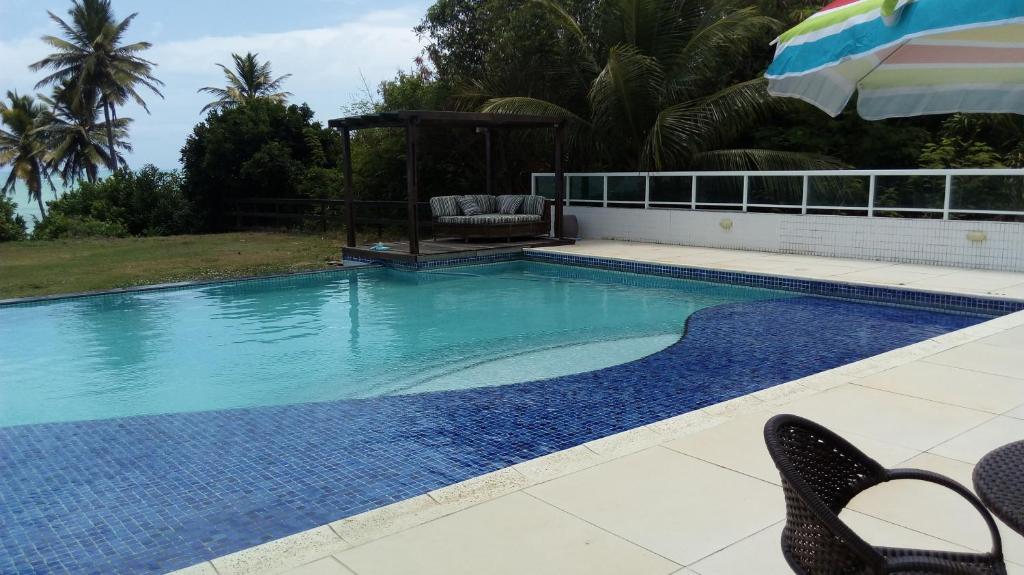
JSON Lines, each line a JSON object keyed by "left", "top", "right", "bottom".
{"left": 327, "top": 110, "right": 567, "bottom": 255}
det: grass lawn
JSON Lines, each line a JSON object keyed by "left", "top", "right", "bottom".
{"left": 0, "top": 232, "right": 344, "bottom": 299}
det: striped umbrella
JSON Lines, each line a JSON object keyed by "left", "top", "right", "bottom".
{"left": 766, "top": 0, "right": 1024, "bottom": 120}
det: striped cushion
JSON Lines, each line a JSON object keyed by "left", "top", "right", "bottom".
{"left": 429, "top": 196, "right": 461, "bottom": 217}
{"left": 437, "top": 214, "right": 541, "bottom": 224}
{"left": 470, "top": 195, "right": 497, "bottom": 214}
{"left": 496, "top": 195, "right": 525, "bottom": 215}
{"left": 456, "top": 196, "right": 483, "bottom": 216}
{"left": 521, "top": 195, "right": 547, "bottom": 216}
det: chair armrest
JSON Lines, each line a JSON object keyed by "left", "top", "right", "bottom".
{"left": 884, "top": 468, "right": 1003, "bottom": 559}
{"left": 884, "top": 554, "right": 993, "bottom": 574}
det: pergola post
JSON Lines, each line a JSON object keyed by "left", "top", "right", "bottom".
{"left": 483, "top": 128, "right": 494, "bottom": 197}
{"left": 406, "top": 120, "right": 420, "bottom": 255}
{"left": 554, "top": 123, "right": 566, "bottom": 239}
{"left": 342, "top": 128, "right": 356, "bottom": 248}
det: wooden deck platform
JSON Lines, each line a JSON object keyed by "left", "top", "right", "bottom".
{"left": 343, "top": 237, "right": 574, "bottom": 264}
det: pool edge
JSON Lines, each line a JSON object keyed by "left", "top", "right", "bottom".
{"left": 0, "top": 264, "right": 377, "bottom": 307}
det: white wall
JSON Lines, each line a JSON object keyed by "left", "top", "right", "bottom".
{"left": 566, "top": 206, "right": 1024, "bottom": 272}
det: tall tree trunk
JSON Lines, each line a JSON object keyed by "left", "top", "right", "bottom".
{"left": 102, "top": 98, "right": 117, "bottom": 170}
{"left": 36, "top": 194, "right": 46, "bottom": 218}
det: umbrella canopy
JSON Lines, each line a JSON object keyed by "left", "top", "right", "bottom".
{"left": 766, "top": 0, "right": 1024, "bottom": 119}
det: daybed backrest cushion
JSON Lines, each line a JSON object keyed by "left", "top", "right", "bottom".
{"left": 496, "top": 195, "right": 525, "bottom": 215}
{"left": 521, "top": 195, "right": 547, "bottom": 216}
{"left": 456, "top": 196, "right": 483, "bottom": 216}
{"left": 470, "top": 195, "right": 497, "bottom": 214}
{"left": 430, "top": 196, "right": 462, "bottom": 217}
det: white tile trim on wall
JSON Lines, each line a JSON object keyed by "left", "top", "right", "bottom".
{"left": 565, "top": 206, "right": 1024, "bottom": 272}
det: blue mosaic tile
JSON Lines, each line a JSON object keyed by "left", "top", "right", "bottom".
{"left": 0, "top": 293, "right": 983, "bottom": 574}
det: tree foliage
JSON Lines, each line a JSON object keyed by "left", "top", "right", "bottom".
{"left": 0, "top": 91, "right": 54, "bottom": 216}
{"left": 38, "top": 83, "right": 132, "bottom": 184}
{"left": 0, "top": 195, "right": 28, "bottom": 242}
{"left": 32, "top": 165, "right": 196, "bottom": 239}
{"left": 199, "top": 52, "right": 292, "bottom": 113}
{"left": 180, "top": 100, "right": 342, "bottom": 230}
{"left": 30, "top": 0, "right": 162, "bottom": 170}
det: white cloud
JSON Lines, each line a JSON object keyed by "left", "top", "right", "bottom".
{"left": 0, "top": 33, "right": 53, "bottom": 94}
{"left": 0, "top": 8, "right": 425, "bottom": 167}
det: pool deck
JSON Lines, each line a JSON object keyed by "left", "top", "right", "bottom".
{"left": 177, "top": 242, "right": 1024, "bottom": 575}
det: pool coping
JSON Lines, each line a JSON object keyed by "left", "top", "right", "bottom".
{"left": 171, "top": 308, "right": 1024, "bottom": 575}
{"left": 353, "top": 249, "right": 1024, "bottom": 316}
{"left": 522, "top": 250, "right": 1024, "bottom": 316}
{"left": 0, "top": 263, "right": 375, "bottom": 307}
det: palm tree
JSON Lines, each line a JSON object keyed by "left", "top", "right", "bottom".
{"left": 472, "top": 0, "right": 840, "bottom": 171}
{"left": 199, "top": 52, "right": 292, "bottom": 113}
{"left": 39, "top": 84, "right": 132, "bottom": 185}
{"left": 0, "top": 92, "right": 53, "bottom": 217}
{"left": 30, "top": 0, "right": 162, "bottom": 171}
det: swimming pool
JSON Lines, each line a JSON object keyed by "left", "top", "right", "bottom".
{"left": 0, "top": 262, "right": 785, "bottom": 428}
{"left": 0, "top": 259, "right": 996, "bottom": 573}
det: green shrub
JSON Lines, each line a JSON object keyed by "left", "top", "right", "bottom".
{"left": 32, "top": 213, "right": 128, "bottom": 239}
{"left": 33, "top": 166, "right": 197, "bottom": 239}
{"left": 181, "top": 100, "right": 344, "bottom": 231}
{"left": 0, "top": 195, "right": 27, "bottom": 241}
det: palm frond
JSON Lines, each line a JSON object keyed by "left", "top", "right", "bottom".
{"left": 670, "top": 7, "right": 780, "bottom": 96}
{"left": 589, "top": 43, "right": 665, "bottom": 161}
{"left": 693, "top": 149, "right": 846, "bottom": 171}
{"left": 528, "top": 0, "right": 600, "bottom": 74}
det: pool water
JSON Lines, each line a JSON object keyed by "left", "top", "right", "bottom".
{"left": 0, "top": 262, "right": 784, "bottom": 428}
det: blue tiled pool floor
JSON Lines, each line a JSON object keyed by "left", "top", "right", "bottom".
{"left": 0, "top": 296, "right": 981, "bottom": 574}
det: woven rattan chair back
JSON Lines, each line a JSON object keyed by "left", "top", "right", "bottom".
{"left": 766, "top": 414, "right": 891, "bottom": 573}
{"left": 765, "top": 414, "right": 1006, "bottom": 575}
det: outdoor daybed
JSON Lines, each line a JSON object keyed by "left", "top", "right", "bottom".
{"left": 429, "top": 194, "right": 551, "bottom": 241}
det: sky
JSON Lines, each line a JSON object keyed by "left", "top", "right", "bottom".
{"left": 0, "top": 0, "right": 433, "bottom": 169}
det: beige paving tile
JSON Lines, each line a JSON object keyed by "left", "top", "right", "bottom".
{"left": 168, "top": 563, "right": 218, "bottom": 575}
{"left": 994, "top": 284, "right": 1024, "bottom": 300}
{"left": 512, "top": 445, "right": 603, "bottom": 484}
{"left": 773, "top": 384, "right": 993, "bottom": 451}
{"left": 855, "top": 362, "right": 1024, "bottom": 414}
{"left": 769, "top": 263, "right": 867, "bottom": 279}
{"left": 583, "top": 426, "right": 666, "bottom": 460}
{"left": 211, "top": 525, "right": 350, "bottom": 575}
{"left": 784, "top": 256, "right": 894, "bottom": 271}
{"left": 526, "top": 447, "right": 783, "bottom": 566}
{"left": 285, "top": 557, "right": 355, "bottom": 575}
{"left": 687, "top": 522, "right": 791, "bottom": 575}
{"left": 689, "top": 512, "right": 973, "bottom": 575}
{"left": 978, "top": 326, "right": 1024, "bottom": 350}
{"left": 848, "top": 453, "right": 1024, "bottom": 564}
{"left": 1008, "top": 404, "right": 1024, "bottom": 420}
{"left": 334, "top": 492, "right": 680, "bottom": 575}
{"left": 911, "top": 271, "right": 1024, "bottom": 292}
{"left": 710, "top": 258, "right": 794, "bottom": 272}
{"left": 665, "top": 411, "right": 918, "bottom": 485}
{"left": 833, "top": 267, "right": 957, "bottom": 286}
{"left": 330, "top": 495, "right": 441, "bottom": 548}
{"left": 926, "top": 343, "right": 1024, "bottom": 380}
{"left": 426, "top": 467, "right": 528, "bottom": 507}
{"left": 930, "top": 416, "right": 1024, "bottom": 464}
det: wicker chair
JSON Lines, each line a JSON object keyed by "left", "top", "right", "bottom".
{"left": 764, "top": 414, "right": 1006, "bottom": 574}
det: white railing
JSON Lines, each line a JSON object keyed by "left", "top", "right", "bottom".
{"left": 531, "top": 169, "right": 1024, "bottom": 220}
